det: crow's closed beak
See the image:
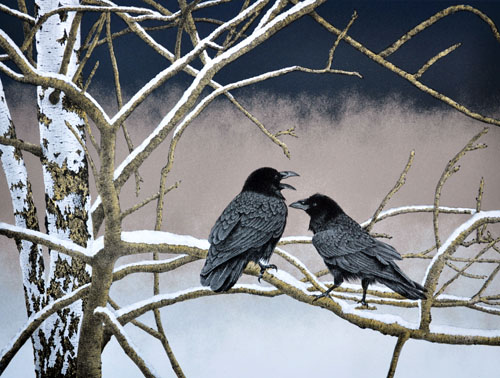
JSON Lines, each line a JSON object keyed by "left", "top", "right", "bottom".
{"left": 279, "top": 171, "right": 300, "bottom": 180}
{"left": 289, "top": 200, "right": 309, "bottom": 210}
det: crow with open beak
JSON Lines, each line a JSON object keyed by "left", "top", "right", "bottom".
{"left": 200, "top": 167, "right": 299, "bottom": 292}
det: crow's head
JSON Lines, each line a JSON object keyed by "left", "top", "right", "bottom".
{"left": 290, "top": 193, "right": 344, "bottom": 219}
{"left": 242, "top": 167, "right": 299, "bottom": 198}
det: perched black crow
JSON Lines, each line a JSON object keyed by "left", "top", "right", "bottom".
{"left": 200, "top": 167, "right": 299, "bottom": 292}
{"left": 290, "top": 194, "right": 426, "bottom": 305}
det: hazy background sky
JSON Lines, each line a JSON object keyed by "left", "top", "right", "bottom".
{"left": 1, "top": 1, "right": 500, "bottom": 377}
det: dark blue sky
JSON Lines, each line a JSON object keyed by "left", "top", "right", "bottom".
{"left": 1, "top": 1, "right": 499, "bottom": 113}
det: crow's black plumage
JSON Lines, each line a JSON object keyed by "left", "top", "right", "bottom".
{"left": 290, "top": 194, "right": 426, "bottom": 305}
{"left": 200, "top": 167, "right": 299, "bottom": 292}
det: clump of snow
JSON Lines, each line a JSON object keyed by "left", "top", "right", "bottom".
{"left": 121, "top": 230, "right": 210, "bottom": 250}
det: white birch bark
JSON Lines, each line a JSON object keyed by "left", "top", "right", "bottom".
{"left": 35, "top": 0, "right": 92, "bottom": 375}
{"left": 0, "top": 79, "right": 46, "bottom": 376}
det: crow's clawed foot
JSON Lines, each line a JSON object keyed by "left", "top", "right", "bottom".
{"left": 258, "top": 263, "right": 278, "bottom": 283}
{"left": 312, "top": 291, "right": 331, "bottom": 302}
{"left": 312, "top": 285, "right": 338, "bottom": 302}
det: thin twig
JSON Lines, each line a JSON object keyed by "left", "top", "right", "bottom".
{"left": 120, "top": 192, "right": 160, "bottom": 220}
{"left": 476, "top": 177, "right": 485, "bottom": 241}
{"left": 379, "top": 5, "right": 500, "bottom": 58}
{"left": 326, "top": 10, "right": 357, "bottom": 69}
{"left": 105, "top": 12, "right": 143, "bottom": 196}
{"left": 83, "top": 112, "right": 101, "bottom": 154}
{"left": 153, "top": 145, "right": 185, "bottom": 377}
{"left": 366, "top": 150, "right": 414, "bottom": 232}
{"left": 414, "top": 43, "right": 461, "bottom": 79}
{"left": 296, "top": 3, "right": 500, "bottom": 127}
{"left": 433, "top": 128, "right": 488, "bottom": 250}
{"left": 472, "top": 263, "right": 500, "bottom": 300}
{"left": 73, "top": 13, "right": 106, "bottom": 84}
{"left": 83, "top": 60, "right": 100, "bottom": 93}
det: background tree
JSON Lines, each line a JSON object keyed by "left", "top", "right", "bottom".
{"left": 0, "top": 1, "right": 499, "bottom": 377}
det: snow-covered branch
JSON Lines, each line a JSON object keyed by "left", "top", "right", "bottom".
{"left": 0, "top": 4, "right": 35, "bottom": 24}
{"left": 94, "top": 308, "right": 159, "bottom": 378}
{"left": 119, "top": 230, "right": 209, "bottom": 258}
{"left": 0, "top": 222, "right": 93, "bottom": 263}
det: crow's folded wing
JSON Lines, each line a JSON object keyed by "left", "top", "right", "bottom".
{"left": 312, "top": 215, "right": 401, "bottom": 271}
{"left": 204, "top": 192, "right": 286, "bottom": 273}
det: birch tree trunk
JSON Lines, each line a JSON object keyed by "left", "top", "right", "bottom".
{"left": 35, "top": 1, "right": 92, "bottom": 375}
{"left": 0, "top": 80, "right": 46, "bottom": 377}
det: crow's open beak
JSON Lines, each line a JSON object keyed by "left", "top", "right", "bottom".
{"left": 279, "top": 182, "right": 296, "bottom": 191}
{"left": 289, "top": 200, "right": 309, "bottom": 210}
{"left": 279, "top": 171, "right": 299, "bottom": 180}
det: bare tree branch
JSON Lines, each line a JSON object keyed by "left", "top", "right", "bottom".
{"left": 366, "top": 150, "right": 414, "bottom": 232}
{"left": 94, "top": 307, "right": 158, "bottom": 378}
{"left": 433, "top": 128, "right": 488, "bottom": 250}
{"left": 0, "top": 136, "right": 42, "bottom": 157}
{"left": 379, "top": 5, "right": 500, "bottom": 58}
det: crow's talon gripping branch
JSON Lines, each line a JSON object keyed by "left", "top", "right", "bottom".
{"left": 312, "top": 284, "right": 338, "bottom": 302}
{"left": 258, "top": 262, "right": 278, "bottom": 282}
{"left": 312, "top": 292, "right": 331, "bottom": 302}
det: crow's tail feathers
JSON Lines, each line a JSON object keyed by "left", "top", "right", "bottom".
{"left": 380, "top": 278, "right": 427, "bottom": 300}
{"left": 200, "top": 257, "right": 248, "bottom": 292}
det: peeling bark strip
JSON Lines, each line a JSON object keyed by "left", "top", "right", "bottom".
{"left": 0, "top": 79, "right": 46, "bottom": 374}
{"left": 35, "top": 1, "right": 91, "bottom": 376}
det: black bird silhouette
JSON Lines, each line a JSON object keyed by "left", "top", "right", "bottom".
{"left": 200, "top": 167, "right": 299, "bottom": 292}
{"left": 290, "top": 193, "right": 426, "bottom": 305}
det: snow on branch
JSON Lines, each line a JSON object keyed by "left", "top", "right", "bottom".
{"left": 121, "top": 230, "right": 210, "bottom": 250}
{"left": 0, "top": 222, "right": 93, "bottom": 263}
{"left": 118, "top": 230, "right": 209, "bottom": 259}
{"left": 94, "top": 307, "right": 159, "bottom": 378}
{"left": 0, "top": 4, "right": 35, "bottom": 24}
